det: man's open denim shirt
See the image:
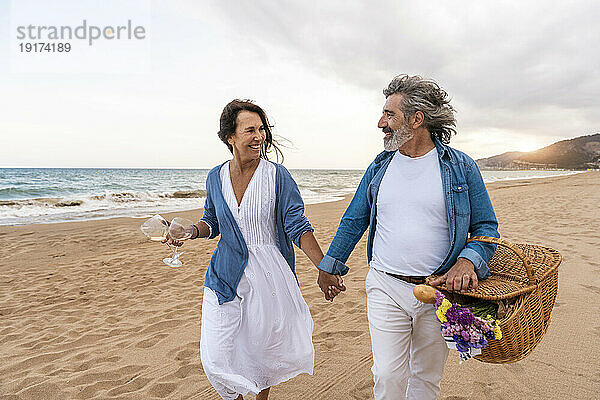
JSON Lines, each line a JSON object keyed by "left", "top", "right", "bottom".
{"left": 317, "top": 138, "right": 499, "bottom": 279}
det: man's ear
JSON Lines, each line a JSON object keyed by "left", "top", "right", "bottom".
{"left": 412, "top": 111, "right": 425, "bottom": 129}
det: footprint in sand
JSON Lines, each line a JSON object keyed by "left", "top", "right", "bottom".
{"left": 104, "top": 316, "right": 120, "bottom": 324}
{"left": 173, "top": 348, "right": 197, "bottom": 362}
{"left": 71, "top": 355, "right": 121, "bottom": 372}
{"left": 135, "top": 333, "right": 169, "bottom": 349}
{"left": 106, "top": 376, "right": 152, "bottom": 397}
{"left": 553, "top": 301, "right": 563, "bottom": 308}
{"left": 313, "top": 330, "right": 364, "bottom": 349}
{"left": 579, "top": 284, "right": 600, "bottom": 295}
{"left": 349, "top": 381, "right": 373, "bottom": 400}
{"left": 139, "top": 319, "right": 181, "bottom": 335}
{"left": 72, "top": 365, "right": 148, "bottom": 398}
{"left": 147, "top": 381, "right": 179, "bottom": 398}
{"left": 18, "top": 382, "right": 67, "bottom": 399}
{"left": 166, "top": 342, "right": 199, "bottom": 363}
{"left": 313, "top": 330, "right": 363, "bottom": 341}
{"left": 76, "top": 378, "right": 125, "bottom": 398}
{"left": 173, "top": 363, "right": 200, "bottom": 379}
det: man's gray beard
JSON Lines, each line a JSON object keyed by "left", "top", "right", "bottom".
{"left": 384, "top": 126, "right": 414, "bottom": 151}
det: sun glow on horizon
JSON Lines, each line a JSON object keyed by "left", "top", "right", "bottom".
{"left": 453, "top": 129, "right": 550, "bottom": 159}
{"left": 514, "top": 138, "right": 544, "bottom": 153}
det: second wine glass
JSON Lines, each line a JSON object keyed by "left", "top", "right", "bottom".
{"left": 165, "top": 217, "right": 195, "bottom": 267}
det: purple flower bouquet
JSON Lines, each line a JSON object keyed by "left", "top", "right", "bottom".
{"left": 434, "top": 291, "right": 502, "bottom": 362}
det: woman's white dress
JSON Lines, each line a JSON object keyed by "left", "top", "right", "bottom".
{"left": 200, "top": 159, "right": 314, "bottom": 399}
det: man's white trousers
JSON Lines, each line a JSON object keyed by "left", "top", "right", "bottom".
{"left": 366, "top": 267, "right": 449, "bottom": 400}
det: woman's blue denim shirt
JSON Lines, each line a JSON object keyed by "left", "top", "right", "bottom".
{"left": 200, "top": 161, "right": 313, "bottom": 304}
{"left": 317, "top": 139, "right": 499, "bottom": 279}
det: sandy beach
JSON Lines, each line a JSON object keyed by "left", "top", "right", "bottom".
{"left": 1, "top": 171, "right": 599, "bottom": 399}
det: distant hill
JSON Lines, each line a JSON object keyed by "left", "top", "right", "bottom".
{"left": 476, "top": 133, "right": 600, "bottom": 170}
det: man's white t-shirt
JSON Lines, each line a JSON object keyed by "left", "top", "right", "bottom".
{"left": 370, "top": 148, "right": 451, "bottom": 276}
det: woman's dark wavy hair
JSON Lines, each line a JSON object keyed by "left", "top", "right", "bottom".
{"left": 383, "top": 75, "right": 457, "bottom": 144}
{"left": 218, "top": 99, "right": 283, "bottom": 162}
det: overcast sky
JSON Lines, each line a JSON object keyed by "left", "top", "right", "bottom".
{"left": 1, "top": 0, "right": 598, "bottom": 169}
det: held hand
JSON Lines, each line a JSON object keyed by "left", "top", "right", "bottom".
{"left": 162, "top": 233, "right": 183, "bottom": 247}
{"left": 160, "top": 221, "right": 183, "bottom": 247}
{"left": 317, "top": 270, "right": 346, "bottom": 302}
{"left": 429, "top": 258, "right": 478, "bottom": 293}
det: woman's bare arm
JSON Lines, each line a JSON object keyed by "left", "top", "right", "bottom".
{"left": 299, "top": 231, "right": 346, "bottom": 301}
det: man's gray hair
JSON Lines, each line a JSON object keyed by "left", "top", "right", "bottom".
{"left": 383, "top": 75, "right": 456, "bottom": 144}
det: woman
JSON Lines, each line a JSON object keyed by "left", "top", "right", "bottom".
{"left": 174, "top": 100, "right": 344, "bottom": 400}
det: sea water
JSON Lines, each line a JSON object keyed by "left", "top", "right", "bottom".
{"left": 0, "top": 167, "right": 582, "bottom": 225}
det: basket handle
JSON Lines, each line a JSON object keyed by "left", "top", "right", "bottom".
{"left": 467, "top": 236, "right": 536, "bottom": 285}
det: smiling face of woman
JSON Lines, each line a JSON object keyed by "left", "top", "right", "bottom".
{"left": 228, "top": 111, "right": 266, "bottom": 162}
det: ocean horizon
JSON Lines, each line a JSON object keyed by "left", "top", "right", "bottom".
{"left": 0, "top": 167, "right": 584, "bottom": 226}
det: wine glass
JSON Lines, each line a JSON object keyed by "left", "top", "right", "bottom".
{"left": 140, "top": 214, "right": 180, "bottom": 267}
{"left": 164, "top": 217, "right": 195, "bottom": 267}
{"left": 141, "top": 214, "right": 169, "bottom": 241}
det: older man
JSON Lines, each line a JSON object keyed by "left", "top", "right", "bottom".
{"left": 317, "top": 75, "right": 499, "bottom": 399}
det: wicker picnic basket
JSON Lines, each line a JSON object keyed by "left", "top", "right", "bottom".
{"left": 427, "top": 236, "right": 562, "bottom": 364}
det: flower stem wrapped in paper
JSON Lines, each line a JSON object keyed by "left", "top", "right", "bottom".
{"left": 414, "top": 285, "right": 502, "bottom": 363}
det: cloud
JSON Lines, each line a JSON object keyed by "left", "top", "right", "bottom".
{"left": 202, "top": 0, "right": 600, "bottom": 141}
{"left": 3, "top": 1, "right": 598, "bottom": 167}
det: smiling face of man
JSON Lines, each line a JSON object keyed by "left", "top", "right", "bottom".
{"left": 378, "top": 93, "right": 414, "bottom": 151}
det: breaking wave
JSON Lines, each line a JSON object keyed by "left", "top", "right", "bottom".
{"left": 0, "top": 190, "right": 207, "bottom": 225}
